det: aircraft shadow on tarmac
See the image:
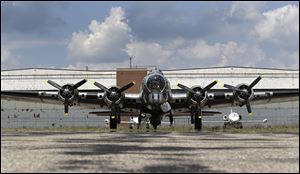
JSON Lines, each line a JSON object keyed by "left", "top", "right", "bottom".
{"left": 39, "top": 133, "right": 292, "bottom": 172}
{"left": 2, "top": 131, "right": 296, "bottom": 172}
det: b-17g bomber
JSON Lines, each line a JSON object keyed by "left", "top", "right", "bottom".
{"left": 1, "top": 69, "right": 298, "bottom": 130}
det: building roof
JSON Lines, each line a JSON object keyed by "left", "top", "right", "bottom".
{"left": 1, "top": 66, "right": 299, "bottom": 72}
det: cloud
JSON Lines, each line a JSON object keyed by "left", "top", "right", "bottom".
{"left": 268, "top": 50, "right": 299, "bottom": 69}
{"left": 126, "top": 41, "right": 172, "bottom": 67}
{"left": 66, "top": 61, "right": 130, "bottom": 70}
{"left": 229, "top": 1, "right": 265, "bottom": 21}
{"left": 125, "top": 38, "right": 266, "bottom": 69}
{"left": 252, "top": 4, "right": 299, "bottom": 69}
{"left": 1, "top": 45, "right": 20, "bottom": 69}
{"left": 67, "top": 7, "right": 132, "bottom": 63}
{"left": 65, "top": 4, "right": 298, "bottom": 70}
{"left": 255, "top": 4, "right": 299, "bottom": 50}
{"left": 1, "top": 46, "right": 10, "bottom": 63}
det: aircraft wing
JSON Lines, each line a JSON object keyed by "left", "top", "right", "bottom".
{"left": 1, "top": 90, "right": 104, "bottom": 109}
{"left": 1, "top": 88, "right": 298, "bottom": 114}
{"left": 170, "top": 88, "right": 299, "bottom": 109}
{"left": 1, "top": 89, "right": 143, "bottom": 110}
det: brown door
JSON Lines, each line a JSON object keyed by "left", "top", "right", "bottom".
{"left": 116, "top": 68, "right": 147, "bottom": 93}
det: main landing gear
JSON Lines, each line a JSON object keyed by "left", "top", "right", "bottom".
{"left": 110, "top": 115, "right": 117, "bottom": 129}
{"left": 191, "top": 107, "right": 202, "bottom": 131}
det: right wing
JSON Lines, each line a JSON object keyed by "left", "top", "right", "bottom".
{"left": 169, "top": 88, "right": 299, "bottom": 110}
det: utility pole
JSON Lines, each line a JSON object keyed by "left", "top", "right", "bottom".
{"left": 129, "top": 57, "right": 132, "bottom": 68}
{"left": 129, "top": 56, "right": 134, "bottom": 68}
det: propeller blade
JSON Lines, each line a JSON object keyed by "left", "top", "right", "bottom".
{"left": 177, "top": 83, "right": 196, "bottom": 94}
{"left": 190, "top": 108, "right": 195, "bottom": 124}
{"left": 47, "top": 80, "right": 63, "bottom": 90}
{"left": 223, "top": 84, "right": 244, "bottom": 92}
{"left": 111, "top": 100, "right": 117, "bottom": 115}
{"left": 64, "top": 104, "right": 69, "bottom": 116}
{"left": 247, "top": 76, "right": 262, "bottom": 90}
{"left": 71, "top": 79, "right": 87, "bottom": 90}
{"left": 117, "top": 81, "right": 135, "bottom": 93}
{"left": 195, "top": 103, "right": 202, "bottom": 117}
{"left": 202, "top": 80, "right": 218, "bottom": 92}
{"left": 245, "top": 100, "right": 252, "bottom": 116}
{"left": 223, "top": 84, "right": 236, "bottom": 90}
{"left": 94, "top": 82, "right": 110, "bottom": 93}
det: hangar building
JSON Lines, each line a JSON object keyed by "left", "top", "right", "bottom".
{"left": 1, "top": 66, "right": 299, "bottom": 128}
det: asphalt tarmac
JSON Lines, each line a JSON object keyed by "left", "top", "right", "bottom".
{"left": 1, "top": 131, "right": 299, "bottom": 173}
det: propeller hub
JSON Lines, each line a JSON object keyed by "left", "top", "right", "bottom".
{"left": 236, "top": 85, "right": 252, "bottom": 100}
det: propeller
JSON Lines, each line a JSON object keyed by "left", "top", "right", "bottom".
{"left": 178, "top": 81, "right": 217, "bottom": 102}
{"left": 47, "top": 79, "right": 87, "bottom": 115}
{"left": 93, "top": 81, "right": 135, "bottom": 119}
{"left": 223, "top": 76, "right": 262, "bottom": 116}
{"left": 94, "top": 81, "right": 135, "bottom": 128}
{"left": 178, "top": 81, "right": 218, "bottom": 122}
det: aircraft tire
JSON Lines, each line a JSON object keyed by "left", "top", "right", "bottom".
{"left": 194, "top": 115, "right": 202, "bottom": 130}
{"left": 110, "top": 115, "right": 117, "bottom": 129}
{"left": 153, "top": 124, "right": 157, "bottom": 130}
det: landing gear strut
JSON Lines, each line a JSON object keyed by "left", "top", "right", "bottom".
{"left": 169, "top": 111, "right": 173, "bottom": 126}
{"left": 109, "top": 103, "right": 118, "bottom": 129}
{"left": 194, "top": 104, "right": 202, "bottom": 131}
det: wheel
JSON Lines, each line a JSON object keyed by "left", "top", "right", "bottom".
{"left": 153, "top": 124, "right": 157, "bottom": 130}
{"left": 194, "top": 115, "right": 202, "bottom": 130}
{"left": 129, "top": 123, "right": 134, "bottom": 129}
{"left": 150, "top": 117, "right": 161, "bottom": 130}
{"left": 110, "top": 115, "right": 117, "bottom": 129}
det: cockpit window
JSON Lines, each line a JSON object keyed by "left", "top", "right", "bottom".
{"left": 146, "top": 74, "right": 166, "bottom": 92}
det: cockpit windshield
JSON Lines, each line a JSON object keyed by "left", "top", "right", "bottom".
{"left": 146, "top": 74, "right": 166, "bottom": 92}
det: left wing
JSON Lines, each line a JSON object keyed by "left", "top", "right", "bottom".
{"left": 1, "top": 90, "right": 104, "bottom": 109}
{"left": 170, "top": 88, "right": 299, "bottom": 110}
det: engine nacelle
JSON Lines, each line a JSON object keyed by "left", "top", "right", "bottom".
{"left": 189, "top": 86, "right": 208, "bottom": 106}
{"left": 233, "top": 84, "right": 254, "bottom": 106}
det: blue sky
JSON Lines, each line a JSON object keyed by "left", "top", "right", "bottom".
{"left": 1, "top": 1, "right": 299, "bottom": 70}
